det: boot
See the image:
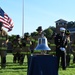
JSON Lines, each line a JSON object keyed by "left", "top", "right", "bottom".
{"left": 1, "top": 57, "right": 6, "bottom": 69}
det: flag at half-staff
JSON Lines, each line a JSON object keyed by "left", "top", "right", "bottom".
{"left": 0, "top": 7, "right": 14, "bottom": 31}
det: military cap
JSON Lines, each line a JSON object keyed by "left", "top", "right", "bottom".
{"left": 60, "top": 27, "right": 66, "bottom": 32}
{"left": 36, "top": 26, "right": 42, "bottom": 31}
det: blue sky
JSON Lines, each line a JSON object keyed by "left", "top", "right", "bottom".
{"left": 0, "top": 0, "right": 75, "bottom": 36}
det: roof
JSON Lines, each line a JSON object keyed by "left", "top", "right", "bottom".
{"left": 67, "top": 28, "right": 75, "bottom": 33}
{"left": 55, "top": 19, "right": 68, "bottom": 23}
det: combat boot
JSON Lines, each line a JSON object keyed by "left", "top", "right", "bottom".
{"left": 1, "top": 57, "right": 6, "bottom": 69}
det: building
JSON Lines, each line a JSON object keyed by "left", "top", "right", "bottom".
{"left": 55, "top": 19, "right": 75, "bottom": 43}
{"left": 68, "top": 28, "right": 75, "bottom": 43}
{"left": 55, "top": 19, "right": 68, "bottom": 33}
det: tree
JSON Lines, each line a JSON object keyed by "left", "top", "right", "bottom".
{"left": 49, "top": 26, "right": 56, "bottom": 33}
{"left": 44, "top": 28, "right": 53, "bottom": 40}
{"left": 30, "top": 32, "right": 37, "bottom": 37}
{"left": 67, "top": 21, "right": 74, "bottom": 28}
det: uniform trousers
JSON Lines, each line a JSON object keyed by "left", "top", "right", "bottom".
{"left": 0, "top": 50, "right": 7, "bottom": 68}
{"left": 56, "top": 47, "right": 66, "bottom": 70}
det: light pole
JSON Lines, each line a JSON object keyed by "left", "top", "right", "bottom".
{"left": 22, "top": 0, "right": 24, "bottom": 37}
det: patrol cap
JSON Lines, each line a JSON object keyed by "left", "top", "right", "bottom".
{"left": 60, "top": 27, "right": 66, "bottom": 32}
{"left": 36, "top": 26, "right": 42, "bottom": 31}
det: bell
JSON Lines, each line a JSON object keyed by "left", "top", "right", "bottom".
{"left": 34, "top": 36, "right": 51, "bottom": 50}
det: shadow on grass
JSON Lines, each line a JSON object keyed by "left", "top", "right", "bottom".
{"left": 67, "top": 65, "right": 75, "bottom": 68}
{"left": 0, "top": 62, "right": 27, "bottom": 66}
{"left": 0, "top": 67, "right": 27, "bottom": 73}
{"left": 65, "top": 63, "right": 75, "bottom": 68}
{"left": 0, "top": 70, "right": 27, "bottom": 73}
{"left": 59, "top": 63, "right": 75, "bottom": 69}
{"left": 6, "top": 67, "right": 27, "bottom": 69}
{"left": 0, "top": 62, "right": 28, "bottom": 73}
{"left": 0, "top": 66, "right": 27, "bottom": 69}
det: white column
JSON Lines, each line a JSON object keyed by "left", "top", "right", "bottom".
{"left": 22, "top": 0, "right": 24, "bottom": 37}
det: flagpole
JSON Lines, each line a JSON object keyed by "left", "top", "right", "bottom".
{"left": 22, "top": 0, "right": 24, "bottom": 37}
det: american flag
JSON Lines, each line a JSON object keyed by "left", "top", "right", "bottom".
{"left": 0, "top": 7, "right": 14, "bottom": 31}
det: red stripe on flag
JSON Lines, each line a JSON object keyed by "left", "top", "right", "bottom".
{"left": 0, "top": 12, "right": 14, "bottom": 31}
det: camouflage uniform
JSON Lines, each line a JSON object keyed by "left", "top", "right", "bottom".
{"left": 0, "top": 29, "right": 8, "bottom": 68}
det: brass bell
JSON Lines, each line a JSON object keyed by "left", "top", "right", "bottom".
{"left": 34, "top": 34, "right": 51, "bottom": 51}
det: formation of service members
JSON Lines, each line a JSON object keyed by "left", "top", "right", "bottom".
{"left": 0, "top": 22, "right": 8, "bottom": 68}
{"left": 11, "top": 26, "right": 46, "bottom": 65}
{"left": 0, "top": 25, "right": 75, "bottom": 70}
{"left": 11, "top": 33, "right": 31, "bottom": 65}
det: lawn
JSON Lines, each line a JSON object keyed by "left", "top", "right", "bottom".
{"left": 0, "top": 54, "right": 27, "bottom": 75}
{"left": 0, "top": 54, "right": 75, "bottom": 75}
{"left": 59, "top": 54, "right": 75, "bottom": 75}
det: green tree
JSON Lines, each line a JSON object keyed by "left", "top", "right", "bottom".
{"left": 67, "top": 21, "right": 74, "bottom": 28}
{"left": 44, "top": 28, "right": 53, "bottom": 39}
{"left": 49, "top": 26, "right": 56, "bottom": 33}
{"left": 30, "top": 32, "right": 37, "bottom": 37}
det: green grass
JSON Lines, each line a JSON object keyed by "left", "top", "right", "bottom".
{"left": 59, "top": 63, "right": 75, "bottom": 75}
{"left": 0, "top": 54, "right": 75, "bottom": 75}
{"left": 59, "top": 54, "right": 75, "bottom": 75}
{"left": 0, "top": 54, "right": 27, "bottom": 75}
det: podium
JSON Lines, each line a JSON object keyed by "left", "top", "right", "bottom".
{"left": 27, "top": 55, "right": 58, "bottom": 75}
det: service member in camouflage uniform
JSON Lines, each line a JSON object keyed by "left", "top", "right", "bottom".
{"left": 12, "top": 35, "right": 22, "bottom": 63}
{"left": 20, "top": 33, "right": 31, "bottom": 65}
{"left": 0, "top": 22, "right": 8, "bottom": 68}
